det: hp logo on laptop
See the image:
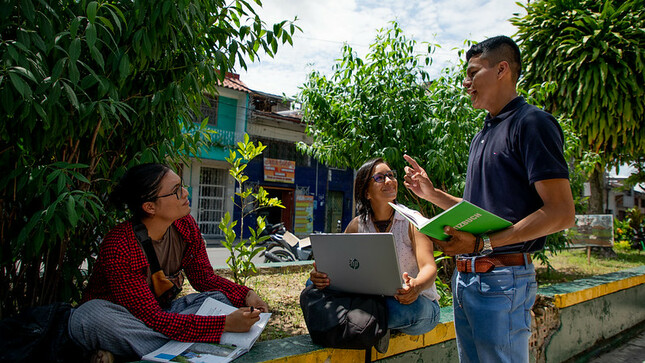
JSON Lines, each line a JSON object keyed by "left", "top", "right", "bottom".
{"left": 348, "top": 258, "right": 359, "bottom": 270}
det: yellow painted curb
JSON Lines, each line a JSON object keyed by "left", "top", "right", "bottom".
{"left": 373, "top": 321, "right": 456, "bottom": 360}
{"left": 264, "top": 348, "right": 365, "bottom": 363}
{"left": 264, "top": 321, "right": 457, "bottom": 362}
{"left": 554, "top": 274, "right": 645, "bottom": 308}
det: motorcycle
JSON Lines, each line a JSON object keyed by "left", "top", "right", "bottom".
{"left": 262, "top": 227, "right": 313, "bottom": 263}
{"left": 259, "top": 222, "right": 287, "bottom": 241}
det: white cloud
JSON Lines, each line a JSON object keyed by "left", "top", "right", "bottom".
{"left": 238, "top": 0, "right": 527, "bottom": 97}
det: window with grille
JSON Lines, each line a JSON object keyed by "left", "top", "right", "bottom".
{"left": 198, "top": 96, "right": 218, "bottom": 126}
{"left": 252, "top": 136, "right": 310, "bottom": 167}
{"left": 197, "top": 167, "right": 227, "bottom": 237}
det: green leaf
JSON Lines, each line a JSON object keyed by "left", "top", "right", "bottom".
{"left": 8, "top": 72, "right": 30, "bottom": 98}
{"left": 70, "top": 17, "right": 81, "bottom": 38}
{"left": 119, "top": 53, "right": 130, "bottom": 79}
{"left": 69, "top": 62, "right": 80, "bottom": 84}
{"left": 62, "top": 81, "right": 79, "bottom": 109}
{"left": 12, "top": 67, "right": 36, "bottom": 82}
{"left": 87, "top": 1, "right": 98, "bottom": 23}
{"left": 67, "top": 196, "right": 78, "bottom": 227}
{"left": 52, "top": 58, "right": 66, "bottom": 80}
{"left": 69, "top": 38, "right": 81, "bottom": 62}
{"left": 86, "top": 23, "right": 97, "bottom": 48}
{"left": 32, "top": 230, "right": 45, "bottom": 257}
{"left": 21, "top": 0, "right": 36, "bottom": 22}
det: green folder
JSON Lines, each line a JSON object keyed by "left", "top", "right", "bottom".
{"left": 389, "top": 201, "right": 512, "bottom": 241}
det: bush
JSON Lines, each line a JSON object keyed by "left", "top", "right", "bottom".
{"left": 0, "top": 0, "right": 298, "bottom": 317}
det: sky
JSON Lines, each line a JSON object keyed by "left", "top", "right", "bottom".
{"left": 238, "top": 0, "right": 528, "bottom": 97}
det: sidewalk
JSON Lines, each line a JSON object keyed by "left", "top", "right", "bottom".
{"left": 587, "top": 328, "right": 645, "bottom": 363}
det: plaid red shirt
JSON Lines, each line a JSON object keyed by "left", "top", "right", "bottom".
{"left": 82, "top": 214, "right": 250, "bottom": 343}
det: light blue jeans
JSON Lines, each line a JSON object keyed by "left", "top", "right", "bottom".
{"left": 386, "top": 295, "right": 440, "bottom": 335}
{"left": 305, "top": 279, "right": 440, "bottom": 336}
{"left": 68, "top": 292, "right": 232, "bottom": 359}
{"left": 452, "top": 263, "right": 537, "bottom": 363}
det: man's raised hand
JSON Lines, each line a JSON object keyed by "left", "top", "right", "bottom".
{"left": 403, "top": 154, "right": 435, "bottom": 200}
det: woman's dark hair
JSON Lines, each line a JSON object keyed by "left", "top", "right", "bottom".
{"left": 354, "top": 157, "right": 395, "bottom": 223}
{"left": 110, "top": 163, "right": 171, "bottom": 220}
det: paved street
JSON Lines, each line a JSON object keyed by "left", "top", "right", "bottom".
{"left": 588, "top": 329, "right": 645, "bottom": 363}
{"left": 206, "top": 242, "right": 267, "bottom": 269}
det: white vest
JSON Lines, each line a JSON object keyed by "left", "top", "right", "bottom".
{"left": 358, "top": 211, "right": 439, "bottom": 301}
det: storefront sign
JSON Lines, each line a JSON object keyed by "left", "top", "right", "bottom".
{"left": 264, "top": 158, "right": 295, "bottom": 183}
{"left": 294, "top": 195, "right": 314, "bottom": 235}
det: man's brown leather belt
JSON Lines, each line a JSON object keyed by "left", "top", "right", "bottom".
{"left": 456, "top": 253, "right": 532, "bottom": 273}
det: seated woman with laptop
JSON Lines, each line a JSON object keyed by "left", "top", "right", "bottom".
{"left": 309, "top": 157, "right": 441, "bottom": 337}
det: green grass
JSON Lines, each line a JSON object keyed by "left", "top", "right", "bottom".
{"left": 535, "top": 247, "right": 645, "bottom": 287}
{"left": 244, "top": 266, "right": 310, "bottom": 341}
{"left": 182, "top": 265, "right": 311, "bottom": 341}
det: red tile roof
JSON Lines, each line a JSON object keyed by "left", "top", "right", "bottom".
{"left": 219, "top": 72, "right": 251, "bottom": 93}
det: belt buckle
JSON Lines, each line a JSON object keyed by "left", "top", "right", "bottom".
{"left": 457, "top": 256, "right": 479, "bottom": 273}
{"left": 469, "top": 256, "right": 477, "bottom": 273}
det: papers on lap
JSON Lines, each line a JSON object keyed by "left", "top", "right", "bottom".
{"left": 142, "top": 298, "right": 271, "bottom": 363}
{"left": 389, "top": 201, "right": 512, "bottom": 241}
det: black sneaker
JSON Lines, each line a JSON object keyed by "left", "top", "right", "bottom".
{"left": 374, "top": 329, "right": 390, "bottom": 354}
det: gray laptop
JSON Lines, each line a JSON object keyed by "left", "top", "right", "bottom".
{"left": 310, "top": 233, "right": 403, "bottom": 296}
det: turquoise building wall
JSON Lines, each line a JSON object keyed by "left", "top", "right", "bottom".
{"left": 196, "top": 95, "right": 243, "bottom": 161}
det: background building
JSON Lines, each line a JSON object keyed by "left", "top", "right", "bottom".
{"left": 605, "top": 175, "right": 645, "bottom": 220}
{"left": 183, "top": 74, "right": 354, "bottom": 242}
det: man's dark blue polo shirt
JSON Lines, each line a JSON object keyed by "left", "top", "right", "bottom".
{"left": 463, "top": 97, "right": 569, "bottom": 253}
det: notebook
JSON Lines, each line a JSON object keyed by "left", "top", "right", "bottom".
{"left": 309, "top": 233, "right": 403, "bottom": 296}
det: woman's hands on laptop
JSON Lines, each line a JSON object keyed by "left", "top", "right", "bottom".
{"left": 310, "top": 262, "right": 330, "bottom": 289}
{"left": 394, "top": 272, "right": 421, "bottom": 304}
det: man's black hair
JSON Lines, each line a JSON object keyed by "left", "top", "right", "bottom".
{"left": 466, "top": 35, "right": 522, "bottom": 82}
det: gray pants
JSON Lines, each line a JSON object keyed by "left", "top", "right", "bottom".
{"left": 68, "top": 292, "right": 232, "bottom": 359}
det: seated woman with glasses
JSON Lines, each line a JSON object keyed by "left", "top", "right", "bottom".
{"left": 68, "top": 164, "right": 268, "bottom": 363}
{"left": 309, "top": 158, "right": 441, "bottom": 341}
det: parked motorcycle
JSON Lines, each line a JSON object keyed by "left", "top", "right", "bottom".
{"left": 262, "top": 228, "right": 313, "bottom": 263}
{"left": 259, "top": 222, "right": 287, "bottom": 242}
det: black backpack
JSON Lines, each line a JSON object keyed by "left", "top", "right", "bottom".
{"left": 0, "top": 302, "right": 84, "bottom": 363}
{"left": 299, "top": 284, "right": 388, "bottom": 350}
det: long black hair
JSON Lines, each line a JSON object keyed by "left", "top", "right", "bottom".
{"left": 354, "top": 158, "right": 396, "bottom": 223}
{"left": 110, "top": 163, "right": 171, "bottom": 220}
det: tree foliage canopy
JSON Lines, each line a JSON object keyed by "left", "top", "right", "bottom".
{"left": 297, "top": 22, "right": 483, "bottom": 207}
{"left": 0, "top": 0, "right": 297, "bottom": 317}
{"left": 512, "top": 0, "right": 645, "bottom": 166}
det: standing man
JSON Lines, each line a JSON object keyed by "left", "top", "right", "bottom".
{"left": 403, "top": 36, "right": 575, "bottom": 362}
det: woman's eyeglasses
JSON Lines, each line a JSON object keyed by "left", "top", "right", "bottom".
{"left": 156, "top": 183, "right": 187, "bottom": 200}
{"left": 371, "top": 170, "right": 397, "bottom": 183}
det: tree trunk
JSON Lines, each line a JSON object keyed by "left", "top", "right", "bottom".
{"left": 588, "top": 164, "right": 605, "bottom": 214}
{"left": 588, "top": 164, "right": 617, "bottom": 257}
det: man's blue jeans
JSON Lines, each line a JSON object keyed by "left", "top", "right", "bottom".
{"left": 452, "top": 263, "right": 537, "bottom": 363}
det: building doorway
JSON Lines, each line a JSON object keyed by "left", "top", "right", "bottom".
{"left": 259, "top": 187, "right": 295, "bottom": 232}
{"left": 325, "top": 191, "right": 344, "bottom": 232}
